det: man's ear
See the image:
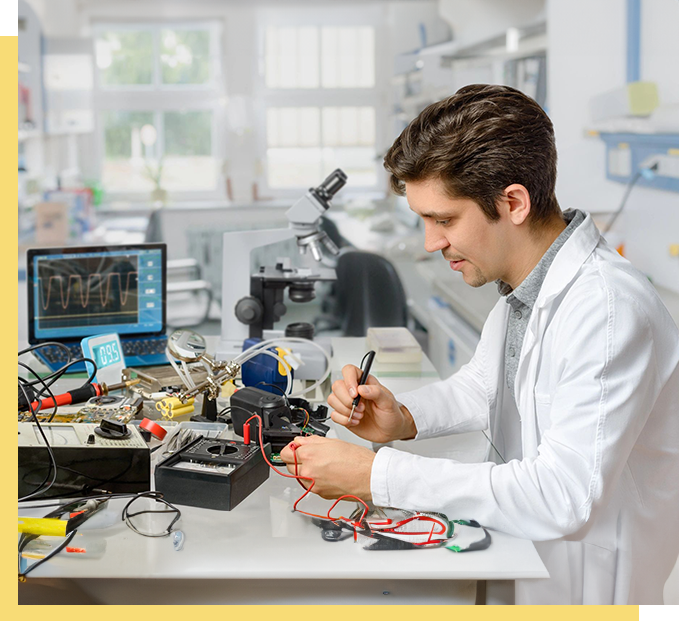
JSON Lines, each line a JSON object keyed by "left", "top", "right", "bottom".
{"left": 502, "top": 184, "right": 531, "bottom": 226}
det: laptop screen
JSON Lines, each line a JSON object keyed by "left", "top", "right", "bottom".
{"left": 27, "top": 244, "right": 166, "bottom": 343}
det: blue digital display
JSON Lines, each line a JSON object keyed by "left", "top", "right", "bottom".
{"left": 31, "top": 247, "right": 164, "bottom": 340}
{"left": 92, "top": 340, "right": 121, "bottom": 368}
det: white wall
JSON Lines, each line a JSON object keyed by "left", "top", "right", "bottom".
{"left": 388, "top": 0, "right": 452, "bottom": 54}
{"left": 548, "top": 0, "right": 679, "bottom": 294}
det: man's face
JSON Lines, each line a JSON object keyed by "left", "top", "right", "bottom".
{"left": 405, "top": 179, "right": 510, "bottom": 287}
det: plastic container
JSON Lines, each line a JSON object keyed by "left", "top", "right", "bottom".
{"left": 366, "top": 327, "right": 423, "bottom": 363}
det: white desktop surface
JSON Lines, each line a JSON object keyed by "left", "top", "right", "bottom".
{"left": 19, "top": 337, "right": 548, "bottom": 604}
{"left": 20, "top": 482, "right": 547, "bottom": 583}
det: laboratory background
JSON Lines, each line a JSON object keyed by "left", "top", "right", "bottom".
{"left": 16, "top": 0, "right": 679, "bottom": 606}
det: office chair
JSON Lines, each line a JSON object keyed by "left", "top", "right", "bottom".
{"left": 324, "top": 250, "right": 408, "bottom": 337}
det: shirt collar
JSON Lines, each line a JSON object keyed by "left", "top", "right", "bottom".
{"left": 496, "top": 209, "right": 586, "bottom": 310}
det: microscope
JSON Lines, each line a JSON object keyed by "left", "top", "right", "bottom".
{"left": 215, "top": 169, "right": 347, "bottom": 380}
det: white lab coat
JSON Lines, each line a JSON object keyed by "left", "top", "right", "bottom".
{"left": 370, "top": 213, "right": 679, "bottom": 604}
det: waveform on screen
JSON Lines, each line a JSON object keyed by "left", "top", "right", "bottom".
{"left": 37, "top": 272, "right": 139, "bottom": 311}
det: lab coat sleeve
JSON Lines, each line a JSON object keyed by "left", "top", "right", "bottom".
{"left": 396, "top": 356, "right": 489, "bottom": 440}
{"left": 372, "top": 281, "right": 665, "bottom": 541}
{"left": 394, "top": 300, "right": 506, "bottom": 440}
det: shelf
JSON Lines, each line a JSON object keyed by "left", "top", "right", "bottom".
{"left": 439, "top": 21, "right": 546, "bottom": 62}
{"left": 391, "top": 70, "right": 422, "bottom": 86}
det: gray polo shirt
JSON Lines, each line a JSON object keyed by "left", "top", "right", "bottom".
{"left": 498, "top": 209, "right": 586, "bottom": 399}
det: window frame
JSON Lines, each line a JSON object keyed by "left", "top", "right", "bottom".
{"left": 92, "top": 20, "right": 227, "bottom": 201}
{"left": 254, "top": 7, "right": 390, "bottom": 199}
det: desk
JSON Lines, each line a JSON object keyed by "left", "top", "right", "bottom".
{"left": 18, "top": 338, "right": 548, "bottom": 605}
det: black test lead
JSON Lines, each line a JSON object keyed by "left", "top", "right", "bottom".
{"left": 348, "top": 350, "right": 376, "bottom": 424}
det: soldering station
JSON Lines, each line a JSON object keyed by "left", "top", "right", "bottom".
{"left": 18, "top": 169, "right": 461, "bottom": 584}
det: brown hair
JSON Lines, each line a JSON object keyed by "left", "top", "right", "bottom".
{"left": 384, "top": 84, "right": 560, "bottom": 226}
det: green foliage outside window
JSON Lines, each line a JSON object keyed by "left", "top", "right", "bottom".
{"left": 161, "top": 30, "right": 211, "bottom": 85}
{"left": 164, "top": 111, "right": 212, "bottom": 156}
{"left": 99, "top": 31, "right": 154, "bottom": 86}
{"left": 104, "top": 111, "right": 154, "bottom": 158}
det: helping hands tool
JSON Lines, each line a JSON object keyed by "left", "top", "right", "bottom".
{"left": 348, "top": 350, "right": 376, "bottom": 424}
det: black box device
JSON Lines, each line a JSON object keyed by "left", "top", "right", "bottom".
{"left": 154, "top": 437, "right": 271, "bottom": 511}
{"left": 18, "top": 422, "right": 151, "bottom": 499}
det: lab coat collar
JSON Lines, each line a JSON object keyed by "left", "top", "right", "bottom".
{"left": 533, "top": 211, "right": 601, "bottom": 310}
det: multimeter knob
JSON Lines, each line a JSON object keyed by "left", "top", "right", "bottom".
{"left": 94, "top": 418, "right": 131, "bottom": 440}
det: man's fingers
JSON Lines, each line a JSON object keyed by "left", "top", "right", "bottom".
{"left": 292, "top": 434, "right": 325, "bottom": 446}
{"left": 279, "top": 443, "right": 295, "bottom": 464}
{"left": 330, "top": 408, "right": 362, "bottom": 428}
{"left": 356, "top": 381, "right": 393, "bottom": 408}
{"left": 327, "top": 391, "right": 351, "bottom": 416}
{"left": 341, "top": 364, "right": 363, "bottom": 399}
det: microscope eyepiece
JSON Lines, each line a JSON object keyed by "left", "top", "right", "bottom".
{"left": 312, "top": 169, "right": 347, "bottom": 204}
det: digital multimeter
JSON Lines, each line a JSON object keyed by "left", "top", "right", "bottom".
{"left": 81, "top": 333, "right": 127, "bottom": 385}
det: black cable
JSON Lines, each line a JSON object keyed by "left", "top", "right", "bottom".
{"left": 121, "top": 491, "right": 181, "bottom": 537}
{"left": 19, "top": 491, "right": 136, "bottom": 510}
{"left": 17, "top": 373, "right": 59, "bottom": 497}
{"left": 19, "top": 356, "right": 98, "bottom": 422}
{"left": 19, "top": 355, "right": 98, "bottom": 418}
{"left": 603, "top": 163, "right": 658, "bottom": 234}
{"left": 18, "top": 381, "right": 59, "bottom": 501}
{"left": 18, "top": 342, "right": 73, "bottom": 387}
{"left": 603, "top": 171, "right": 641, "bottom": 234}
{"left": 18, "top": 490, "right": 180, "bottom": 579}
{"left": 254, "top": 382, "right": 291, "bottom": 408}
{"left": 18, "top": 353, "right": 98, "bottom": 500}
{"left": 18, "top": 340, "right": 72, "bottom": 358}
{"left": 18, "top": 362, "right": 59, "bottom": 422}
{"left": 218, "top": 405, "right": 258, "bottom": 419}
{"left": 19, "top": 530, "right": 77, "bottom": 579}
{"left": 19, "top": 342, "right": 97, "bottom": 390}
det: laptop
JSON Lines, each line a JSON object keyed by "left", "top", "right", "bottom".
{"left": 27, "top": 243, "right": 169, "bottom": 373}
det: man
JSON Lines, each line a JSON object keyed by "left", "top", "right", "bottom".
{"left": 279, "top": 84, "right": 679, "bottom": 604}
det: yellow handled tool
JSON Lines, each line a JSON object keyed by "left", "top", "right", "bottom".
{"left": 18, "top": 517, "right": 67, "bottom": 537}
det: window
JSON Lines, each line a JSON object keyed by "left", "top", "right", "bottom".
{"left": 266, "top": 106, "right": 376, "bottom": 188}
{"left": 258, "top": 18, "right": 383, "bottom": 194}
{"left": 93, "top": 22, "right": 224, "bottom": 197}
{"left": 264, "top": 26, "right": 375, "bottom": 89}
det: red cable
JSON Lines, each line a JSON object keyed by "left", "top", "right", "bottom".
{"left": 244, "top": 413, "right": 369, "bottom": 527}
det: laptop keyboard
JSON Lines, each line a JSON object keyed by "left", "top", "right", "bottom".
{"left": 35, "top": 336, "right": 169, "bottom": 372}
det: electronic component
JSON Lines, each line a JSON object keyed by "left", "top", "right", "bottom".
{"left": 78, "top": 393, "right": 143, "bottom": 421}
{"left": 229, "top": 386, "right": 329, "bottom": 455}
{"left": 27, "top": 243, "right": 168, "bottom": 372}
{"left": 123, "top": 364, "right": 209, "bottom": 394}
{"left": 18, "top": 392, "right": 143, "bottom": 424}
{"left": 18, "top": 422, "right": 151, "bottom": 499}
{"left": 81, "top": 333, "right": 126, "bottom": 385}
{"left": 155, "top": 437, "right": 271, "bottom": 511}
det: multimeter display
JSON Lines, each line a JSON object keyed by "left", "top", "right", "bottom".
{"left": 81, "top": 333, "right": 127, "bottom": 384}
{"left": 92, "top": 341, "right": 122, "bottom": 368}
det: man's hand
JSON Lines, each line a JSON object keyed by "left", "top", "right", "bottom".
{"left": 327, "top": 364, "right": 417, "bottom": 444}
{"left": 279, "top": 435, "right": 375, "bottom": 501}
